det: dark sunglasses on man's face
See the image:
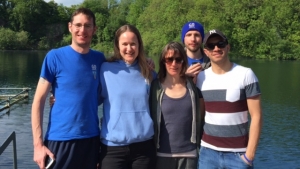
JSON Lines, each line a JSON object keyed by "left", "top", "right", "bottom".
{"left": 204, "top": 41, "right": 228, "bottom": 50}
{"left": 164, "top": 57, "right": 183, "bottom": 64}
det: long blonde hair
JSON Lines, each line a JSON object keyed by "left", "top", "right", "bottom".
{"left": 107, "top": 24, "right": 152, "bottom": 82}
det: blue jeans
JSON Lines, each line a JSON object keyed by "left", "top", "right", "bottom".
{"left": 198, "top": 147, "right": 253, "bottom": 169}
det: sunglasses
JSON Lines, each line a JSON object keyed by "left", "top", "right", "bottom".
{"left": 164, "top": 57, "right": 183, "bottom": 64}
{"left": 204, "top": 41, "right": 228, "bottom": 50}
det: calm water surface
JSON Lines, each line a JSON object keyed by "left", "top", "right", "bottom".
{"left": 0, "top": 51, "right": 299, "bottom": 168}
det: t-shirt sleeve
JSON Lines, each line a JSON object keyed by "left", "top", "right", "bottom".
{"left": 40, "top": 50, "right": 57, "bottom": 83}
{"left": 244, "top": 68, "right": 261, "bottom": 98}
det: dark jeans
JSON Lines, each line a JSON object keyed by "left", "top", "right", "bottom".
{"left": 99, "top": 139, "right": 156, "bottom": 169}
{"left": 44, "top": 136, "right": 100, "bottom": 169}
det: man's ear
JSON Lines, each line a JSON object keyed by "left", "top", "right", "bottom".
{"left": 203, "top": 49, "right": 210, "bottom": 58}
{"left": 226, "top": 44, "right": 230, "bottom": 52}
{"left": 68, "top": 22, "right": 72, "bottom": 33}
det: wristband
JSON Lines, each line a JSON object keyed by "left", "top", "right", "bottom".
{"left": 243, "top": 154, "right": 253, "bottom": 164}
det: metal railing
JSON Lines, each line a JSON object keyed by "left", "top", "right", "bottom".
{"left": 0, "top": 131, "right": 18, "bottom": 169}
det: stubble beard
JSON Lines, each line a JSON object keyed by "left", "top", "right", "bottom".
{"left": 187, "top": 46, "right": 201, "bottom": 53}
{"left": 75, "top": 40, "right": 91, "bottom": 49}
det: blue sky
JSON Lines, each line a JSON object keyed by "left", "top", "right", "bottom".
{"left": 44, "top": 0, "right": 84, "bottom": 7}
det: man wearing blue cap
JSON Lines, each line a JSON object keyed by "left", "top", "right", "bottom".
{"left": 181, "top": 21, "right": 211, "bottom": 79}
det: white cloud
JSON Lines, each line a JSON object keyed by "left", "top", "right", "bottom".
{"left": 44, "top": 0, "right": 84, "bottom": 7}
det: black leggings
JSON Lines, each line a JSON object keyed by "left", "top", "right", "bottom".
{"left": 99, "top": 139, "right": 156, "bottom": 169}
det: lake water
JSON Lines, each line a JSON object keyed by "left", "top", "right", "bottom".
{"left": 0, "top": 51, "right": 299, "bottom": 169}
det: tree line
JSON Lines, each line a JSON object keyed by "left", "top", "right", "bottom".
{"left": 0, "top": 0, "right": 299, "bottom": 60}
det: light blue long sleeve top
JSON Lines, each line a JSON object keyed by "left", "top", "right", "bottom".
{"left": 99, "top": 59, "right": 154, "bottom": 146}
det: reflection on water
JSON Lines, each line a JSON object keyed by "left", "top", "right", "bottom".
{"left": 1, "top": 52, "right": 300, "bottom": 168}
{"left": 0, "top": 98, "right": 44, "bottom": 168}
{"left": 234, "top": 59, "right": 300, "bottom": 168}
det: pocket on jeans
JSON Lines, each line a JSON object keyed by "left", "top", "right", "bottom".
{"left": 237, "top": 153, "right": 252, "bottom": 167}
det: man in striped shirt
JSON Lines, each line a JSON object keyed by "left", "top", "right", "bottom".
{"left": 196, "top": 29, "right": 262, "bottom": 169}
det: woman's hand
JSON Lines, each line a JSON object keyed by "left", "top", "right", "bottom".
{"left": 49, "top": 91, "right": 55, "bottom": 107}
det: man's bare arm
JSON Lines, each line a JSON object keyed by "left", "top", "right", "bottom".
{"left": 243, "top": 95, "right": 263, "bottom": 164}
{"left": 31, "top": 78, "right": 54, "bottom": 168}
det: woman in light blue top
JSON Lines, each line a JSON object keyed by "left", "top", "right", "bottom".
{"left": 99, "top": 24, "right": 156, "bottom": 169}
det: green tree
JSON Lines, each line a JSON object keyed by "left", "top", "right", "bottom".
{"left": 0, "top": 27, "right": 28, "bottom": 49}
{"left": 81, "top": 0, "right": 110, "bottom": 43}
{"left": 10, "top": 0, "right": 47, "bottom": 37}
{"left": 126, "top": 0, "right": 149, "bottom": 26}
{"left": 0, "top": 0, "right": 13, "bottom": 28}
{"left": 0, "top": 0, "right": 299, "bottom": 59}
{"left": 87, "top": 0, "right": 132, "bottom": 54}
{"left": 138, "top": 0, "right": 195, "bottom": 56}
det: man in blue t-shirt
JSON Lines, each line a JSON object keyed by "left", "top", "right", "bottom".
{"left": 181, "top": 21, "right": 211, "bottom": 81}
{"left": 31, "top": 8, "right": 105, "bottom": 169}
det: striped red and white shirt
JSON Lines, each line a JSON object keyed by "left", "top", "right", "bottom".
{"left": 196, "top": 63, "right": 261, "bottom": 152}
